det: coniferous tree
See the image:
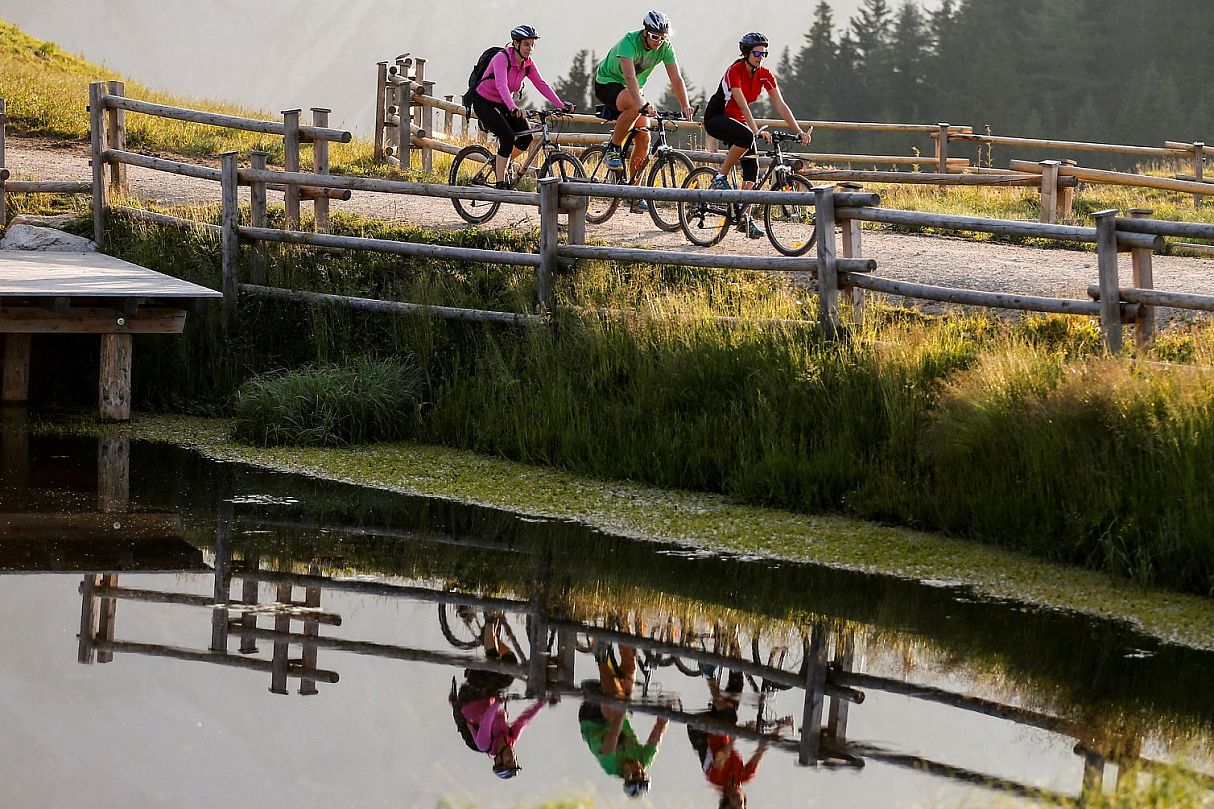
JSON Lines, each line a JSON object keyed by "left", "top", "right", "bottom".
{"left": 849, "top": 0, "right": 896, "bottom": 119}
{"left": 552, "top": 49, "right": 595, "bottom": 112}
{"left": 888, "top": 1, "right": 930, "bottom": 123}
{"left": 787, "top": 1, "right": 839, "bottom": 119}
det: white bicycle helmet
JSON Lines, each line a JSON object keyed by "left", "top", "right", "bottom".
{"left": 642, "top": 10, "right": 670, "bottom": 34}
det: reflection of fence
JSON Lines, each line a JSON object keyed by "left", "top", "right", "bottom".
{"left": 72, "top": 502, "right": 1204, "bottom": 803}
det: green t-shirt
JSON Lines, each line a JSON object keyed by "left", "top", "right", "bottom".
{"left": 595, "top": 30, "right": 677, "bottom": 87}
{"left": 580, "top": 717, "right": 659, "bottom": 776}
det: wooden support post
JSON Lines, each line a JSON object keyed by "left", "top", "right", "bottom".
{"left": 396, "top": 88, "right": 411, "bottom": 170}
{"left": 1195, "top": 142, "right": 1206, "bottom": 208}
{"left": 813, "top": 185, "right": 840, "bottom": 339}
{"left": 443, "top": 94, "right": 455, "bottom": 137}
{"left": 1038, "top": 160, "right": 1060, "bottom": 224}
{"left": 537, "top": 177, "right": 559, "bottom": 317}
{"left": 566, "top": 194, "right": 588, "bottom": 254}
{"left": 98, "top": 333, "right": 132, "bottom": 422}
{"left": 239, "top": 551, "right": 261, "bottom": 654}
{"left": 1059, "top": 159, "right": 1078, "bottom": 222}
{"left": 2, "top": 334, "right": 31, "bottom": 403}
{"left": 299, "top": 564, "right": 322, "bottom": 696}
{"left": 88, "top": 82, "right": 108, "bottom": 245}
{"left": 1095, "top": 209, "right": 1122, "bottom": 354}
{"left": 269, "top": 582, "right": 293, "bottom": 695}
{"left": 554, "top": 627, "right": 577, "bottom": 687}
{"left": 281, "top": 109, "right": 302, "bottom": 229}
{"left": 1129, "top": 208, "right": 1156, "bottom": 350}
{"left": 97, "top": 436, "right": 130, "bottom": 513}
{"left": 311, "top": 108, "right": 331, "bottom": 233}
{"left": 413, "top": 58, "right": 426, "bottom": 127}
{"left": 419, "top": 81, "right": 435, "bottom": 175}
{"left": 825, "top": 630, "right": 855, "bottom": 744}
{"left": 797, "top": 623, "right": 829, "bottom": 766}
{"left": 249, "top": 151, "right": 268, "bottom": 285}
{"left": 374, "top": 62, "right": 389, "bottom": 161}
{"left": 78, "top": 574, "right": 100, "bottom": 664}
{"left": 106, "top": 80, "right": 128, "bottom": 193}
{"left": 1, "top": 97, "right": 7, "bottom": 226}
{"left": 936, "top": 122, "right": 951, "bottom": 174}
{"left": 838, "top": 183, "right": 864, "bottom": 326}
{"left": 219, "top": 152, "right": 240, "bottom": 332}
{"left": 211, "top": 503, "right": 233, "bottom": 653}
{"left": 0, "top": 404, "right": 29, "bottom": 484}
{"left": 96, "top": 573, "right": 119, "bottom": 664}
{"left": 526, "top": 607, "right": 550, "bottom": 700}
{"left": 1080, "top": 748, "right": 1106, "bottom": 805}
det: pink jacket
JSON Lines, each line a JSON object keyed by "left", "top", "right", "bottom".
{"left": 460, "top": 697, "right": 545, "bottom": 754}
{"left": 475, "top": 48, "right": 565, "bottom": 111}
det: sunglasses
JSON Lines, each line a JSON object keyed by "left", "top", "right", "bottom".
{"left": 750, "top": 50, "right": 769, "bottom": 58}
{"left": 645, "top": 31, "right": 667, "bottom": 41}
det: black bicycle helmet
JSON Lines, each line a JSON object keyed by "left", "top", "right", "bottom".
{"left": 642, "top": 11, "right": 671, "bottom": 34}
{"left": 739, "top": 32, "right": 769, "bottom": 54}
{"left": 510, "top": 25, "right": 540, "bottom": 41}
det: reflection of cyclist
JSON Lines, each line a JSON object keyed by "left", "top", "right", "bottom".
{"left": 450, "top": 614, "right": 545, "bottom": 779}
{"left": 579, "top": 642, "right": 670, "bottom": 798}
{"left": 703, "top": 33, "right": 812, "bottom": 238}
{"left": 687, "top": 668, "right": 769, "bottom": 809}
{"left": 471, "top": 25, "right": 574, "bottom": 189}
{"left": 594, "top": 10, "right": 695, "bottom": 204}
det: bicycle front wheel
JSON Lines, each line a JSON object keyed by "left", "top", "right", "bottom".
{"left": 539, "top": 150, "right": 586, "bottom": 181}
{"left": 449, "top": 144, "right": 500, "bottom": 224}
{"left": 679, "top": 167, "right": 732, "bottom": 247}
{"left": 645, "top": 151, "right": 694, "bottom": 232}
{"left": 579, "top": 144, "right": 623, "bottom": 224}
{"left": 764, "top": 174, "right": 817, "bottom": 256}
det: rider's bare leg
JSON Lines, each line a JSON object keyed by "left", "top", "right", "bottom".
{"left": 719, "top": 144, "right": 750, "bottom": 178}
{"left": 629, "top": 125, "right": 651, "bottom": 181}
{"left": 494, "top": 146, "right": 526, "bottom": 185}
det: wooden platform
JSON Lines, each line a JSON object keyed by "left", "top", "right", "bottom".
{"left": 0, "top": 251, "right": 221, "bottom": 420}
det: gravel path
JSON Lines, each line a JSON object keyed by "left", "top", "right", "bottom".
{"left": 8, "top": 136, "right": 1212, "bottom": 324}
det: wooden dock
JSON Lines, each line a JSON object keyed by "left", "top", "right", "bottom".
{"left": 0, "top": 251, "right": 220, "bottom": 420}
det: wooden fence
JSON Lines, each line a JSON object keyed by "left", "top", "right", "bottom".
{"left": 374, "top": 56, "right": 1214, "bottom": 218}
{"left": 0, "top": 96, "right": 94, "bottom": 225}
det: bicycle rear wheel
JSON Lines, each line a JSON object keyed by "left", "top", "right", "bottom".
{"left": 449, "top": 144, "right": 500, "bottom": 224}
{"left": 764, "top": 173, "right": 817, "bottom": 256}
{"left": 579, "top": 144, "right": 623, "bottom": 224}
{"left": 679, "top": 167, "right": 732, "bottom": 247}
{"left": 646, "top": 151, "right": 694, "bottom": 232}
{"left": 438, "top": 603, "right": 485, "bottom": 650}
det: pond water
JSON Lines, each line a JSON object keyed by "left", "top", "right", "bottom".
{"left": 1, "top": 431, "right": 1212, "bottom": 809}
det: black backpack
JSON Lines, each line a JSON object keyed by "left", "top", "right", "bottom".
{"left": 462, "top": 46, "right": 531, "bottom": 116}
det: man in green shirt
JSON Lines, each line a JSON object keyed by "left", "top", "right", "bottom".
{"left": 593, "top": 10, "right": 695, "bottom": 203}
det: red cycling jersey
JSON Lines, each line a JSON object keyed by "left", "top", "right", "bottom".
{"left": 707, "top": 60, "right": 778, "bottom": 122}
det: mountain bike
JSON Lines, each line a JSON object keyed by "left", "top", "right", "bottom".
{"left": 449, "top": 109, "right": 585, "bottom": 225}
{"left": 579, "top": 106, "right": 697, "bottom": 232}
{"left": 677, "top": 130, "right": 817, "bottom": 256}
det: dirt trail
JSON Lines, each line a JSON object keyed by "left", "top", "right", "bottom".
{"left": 7, "top": 136, "right": 1213, "bottom": 323}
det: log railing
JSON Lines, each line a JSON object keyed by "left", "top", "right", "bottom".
{"left": 0, "top": 96, "right": 94, "bottom": 226}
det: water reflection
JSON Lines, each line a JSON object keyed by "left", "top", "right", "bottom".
{"left": 3, "top": 432, "right": 1214, "bottom": 807}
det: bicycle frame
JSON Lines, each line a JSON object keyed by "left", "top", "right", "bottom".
{"left": 506, "top": 111, "right": 568, "bottom": 186}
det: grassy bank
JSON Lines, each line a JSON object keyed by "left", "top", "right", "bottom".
{"left": 72, "top": 204, "right": 1214, "bottom": 600}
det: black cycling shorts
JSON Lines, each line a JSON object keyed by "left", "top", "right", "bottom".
{"left": 704, "top": 114, "right": 759, "bottom": 181}
{"left": 471, "top": 93, "right": 533, "bottom": 158}
{"left": 593, "top": 82, "right": 627, "bottom": 120}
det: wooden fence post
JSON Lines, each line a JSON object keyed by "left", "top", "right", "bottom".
{"left": 1059, "top": 159, "right": 1077, "bottom": 222}
{"left": 311, "top": 107, "right": 331, "bottom": 233}
{"left": 1038, "top": 160, "right": 1060, "bottom": 224}
{"left": 397, "top": 85, "right": 412, "bottom": 170}
{"left": 813, "top": 184, "right": 840, "bottom": 339}
{"left": 249, "top": 150, "right": 268, "bottom": 285}
{"left": 838, "top": 184, "right": 865, "bottom": 326}
{"left": 419, "top": 81, "right": 435, "bottom": 175}
{"left": 825, "top": 630, "right": 855, "bottom": 744}
{"left": 443, "top": 94, "right": 455, "bottom": 138}
{"left": 0, "top": 96, "right": 7, "bottom": 226}
{"left": 211, "top": 502, "right": 233, "bottom": 653}
{"left": 935, "top": 123, "right": 951, "bottom": 174}
{"left": 281, "top": 109, "right": 301, "bottom": 229}
{"left": 98, "top": 333, "right": 133, "bottom": 422}
{"left": 797, "top": 623, "right": 829, "bottom": 766}
{"left": 374, "top": 61, "right": 389, "bottom": 161}
{"left": 1095, "top": 209, "right": 1122, "bottom": 353}
{"left": 106, "top": 80, "right": 128, "bottom": 193}
{"left": 220, "top": 152, "right": 240, "bottom": 332}
{"left": 537, "top": 177, "right": 560, "bottom": 317}
{"left": 88, "top": 82, "right": 108, "bottom": 245}
{"left": 1129, "top": 208, "right": 1156, "bottom": 350}
{"left": 413, "top": 58, "right": 426, "bottom": 127}
{"left": 1195, "top": 142, "right": 1206, "bottom": 208}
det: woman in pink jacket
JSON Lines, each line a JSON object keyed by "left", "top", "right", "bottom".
{"left": 471, "top": 25, "right": 574, "bottom": 188}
